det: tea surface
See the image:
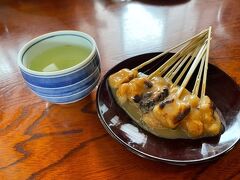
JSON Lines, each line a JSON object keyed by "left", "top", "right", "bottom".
{"left": 28, "top": 45, "right": 91, "bottom": 72}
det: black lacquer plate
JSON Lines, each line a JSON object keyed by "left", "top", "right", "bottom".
{"left": 96, "top": 52, "right": 240, "bottom": 165}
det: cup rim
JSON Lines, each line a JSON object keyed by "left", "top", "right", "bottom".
{"left": 17, "top": 30, "right": 97, "bottom": 76}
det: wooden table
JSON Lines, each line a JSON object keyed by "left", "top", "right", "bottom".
{"left": 0, "top": 0, "right": 239, "bottom": 179}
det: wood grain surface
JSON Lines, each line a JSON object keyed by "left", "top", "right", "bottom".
{"left": 0, "top": 0, "right": 239, "bottom": 179}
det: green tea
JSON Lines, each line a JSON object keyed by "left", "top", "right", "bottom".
{"left": 28, "top": 45, "right": 92, "bottom": 72}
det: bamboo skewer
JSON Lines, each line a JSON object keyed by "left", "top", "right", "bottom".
{"left": 148, "top": 49, "right": 187, "bottom": 79}
{"left": 176, "top": 41, "right": 208, "bottom": 98}
{"left": 133, "top": 29, "right": 208, "bottom": 71}
{"left": 201, "top": 27, "right": 212, "bottom": 99}
{"left": 153, "top": 52, "right": 185, "bottom": 78}
{"left": 164, "top": 53, "right": 189, "bottom": 80}
{"left": 166, "top": 52, "right": 192, "bottom": 81}
{"left": 177, "top": 33, "right": 207, "bottom": 57}
{"left": 192, "top": 53, "right": 206, "bottom": 96}
{"left": 166, "top": 37, "right": 207, "bottom": 81}
{"left": 172, "top": 45, "right": 201, "bottom": 87}
{"left": 148, "top": 34, "right": 207, "bottom": 79}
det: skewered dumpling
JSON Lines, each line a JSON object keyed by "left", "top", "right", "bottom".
{"left": 108, "top": 68, "right": 138, "bottom": 89}
{"left": 108, "top": 27, "right": 224, "bottom": 139}
{"left": 108, "top": 70, "right": 223, "bottom": 139}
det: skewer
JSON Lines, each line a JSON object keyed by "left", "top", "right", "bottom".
{"left": 165, "top": 52, "right": 192, "bottom": 81}
{"left": 192, "top": 53, "right": 206, "bottom": 95}
{"left": 133, "top": 29, "right": 208, "bottom": 71}
{"left": 176, "top": 41, "right": 208, "bottom": 98}
{"left": 201, "top": 27, "right": 212, "bottom": 99}
{"left": 148, "top": 33, "right": 207, "bottom": 79}
{"left": 147, "top": 48, "right": 187, "bottom": 79}
{"left": 165, "top": 37, "right": 207, "bottom": 81}
{"left": 164, "top": 53, "right": 189, "bottom": 80}
{"left": 172, "top": 45, "right": 201, "bottom": 87}
{"left": 151, "top": 50, "right": 186, "bottom": 78}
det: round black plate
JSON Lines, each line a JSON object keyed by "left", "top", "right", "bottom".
{"left": 96, "top": 52, "right": 240, "bottom": 165}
